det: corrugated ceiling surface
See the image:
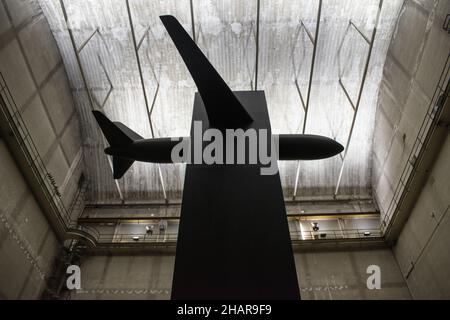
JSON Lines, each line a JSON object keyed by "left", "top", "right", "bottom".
{"left": 39, "top": 0, "right": 402, "bottom": 203}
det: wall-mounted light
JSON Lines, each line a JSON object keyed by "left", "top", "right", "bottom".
{"left": 132, "top": 236, "right": 140, "bottom": 241}
{"left": 364, "top": 231, "right": 371, "bottom": 236}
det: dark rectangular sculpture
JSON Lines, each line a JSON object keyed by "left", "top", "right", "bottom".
{"left": 171, "top": 91, "right": 301, "bottom": 300}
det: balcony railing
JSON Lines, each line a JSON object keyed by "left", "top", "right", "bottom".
{"left": 0, "top": 71, "right": 383, "bottom": 248}
{"left": 91, "top": 228, "right": 382, "bottom": 245}
{"left": 0, "top": 72, "right": 98, "bottom": 241}
{"left": 381, "top": 53, "right": 450, "bottom": 232}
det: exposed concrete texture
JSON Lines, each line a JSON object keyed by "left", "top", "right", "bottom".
{"left": 373, "top": 0, "right": 450, "bottom": 226}
{"left": 5, "top": 0, "right": 41, "bottom": 27}
{"left": 71, "top": 248, "right": 410, "bottom": 299}
{"left": 296, "top": 249, "right": 410, "bottom": 299}
{"left": 40, "top": 67, "right": 76, "bottom": 136}
{"left": 71, "top": 254, "right": 175, "bottom": 300}
{"left": 0, "top": 141, "right": 60, "bottom": 299}
{"left": 21, "top": 95, "right": 56, "bottom": 157}
{"left": 393, "top": 133, "right": 450, "bottom": 299}
{"left": 0, "top": 40, "right": 36, "bottom": 108}
{"left": 0, "top": 4, "right": 11, "bottom": 34}
{"left": 0, "top": 0, "right": 84, "bottom": 219}
{"left": 0, "top": 0, "right": 84, "bottom": 298}
{"left": 19, "top": 16, "right": 61, "bottom": 86}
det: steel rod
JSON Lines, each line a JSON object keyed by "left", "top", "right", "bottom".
{"left": 137, "top": 26, "right": 150, "bottom": 50}
{"left": 190, "top": 0, "right": 196, "bottom": 43}
{"left": 126, "top": 0, "right": 152, "bottom": 135}
{"left": 294, "top": 79, "right": 307, "bottom": 111}
{"left": 339, "top": 78, "right": 356, "bottom": 111}
{"left": 59, "top": 0, "right": 95, "bottom": 111}
{"left": 350, "top": 21, "right": 371, "bottom": 45}
{"left": 59, "top": 0, "right": 124, "bottom": 202}
{"left": 147, "top": 84, "right": 160, "bottom": 138}
{"left": 290, "top": 23, "right": 304, "bottom": 81}
{"left": 292, "top": 160, "right": 301, "bottom": 198}
{"left": 77, "top": 28, "right": 99, "bottom": 53}
{"left": 302, "top": 0, "right": 321, "bottom": 135}
{"left": 254, "top": 0, "right": 260, "bottom": 91}
{"left": 293, "top": 0, "right": 322, "bottom": 198}
{"left": 300, "top": 21, "right": 315, "bottom": 45}
{"left": 126, "top": 0, "right": 167, "bottom": 202}
{"left": 158, "top": 164, "right": 167, "bottom": 202}
{"left": 98, "top": 55, "right": 113, "bottom": 90}
{"left": 334, "top": 0, "right": 384, "bottom": 196}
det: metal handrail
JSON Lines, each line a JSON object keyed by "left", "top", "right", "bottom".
{"left": 90, "top": 228, "right": 381, "bottom": 244}
{"left": 2, "top": 72, "right": 381, "bottom": 247}
{"left": 0, "top": 72, "right": 99, "bottom": 242}
{"left": 0, "top": 73, "right": 70, "bottom": 225}
{"left": 381, "top": 53, "right": 450, "bottom": 231}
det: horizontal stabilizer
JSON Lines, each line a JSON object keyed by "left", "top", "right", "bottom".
{"left": 112, "top": 157, "right": 134, "bottom": 179}
{"left": 92, "top": 111, "right": 143, "bottom": 179}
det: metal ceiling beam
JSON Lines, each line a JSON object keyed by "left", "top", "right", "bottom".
{"left": 137, "top": 26, "right": 151, "bottom": 50}
{"left": 293, "top": 0, "right": 322, "bottom": 199}
{"left": 59, "top": 0, "right": 123, "bottom": 202}
{"left": 302, "top": 0, "right": 322, "bottom": 135}
{"left": 339, "top": 78, "right": 356, "bottom": 111}
{"left": 78, "top": 212, "right": 379, "bottom": 224}
{"left": 294, "top": 79, "right": 306, "bottom": 111}
{"left": 334, "top": 0, "right": 384, "bottom": 197}
{"left": 300, "top": 20, "right": 315, "bottom": 45}
{"left": 349, "top": 21, "right": 371, "bottom": 45}
{"left": 96, "top": 54, "right": 114, "bottom": 109}
{"left": 126, "top": 0, "right": 151, "bottom": 126}
{"left": 77, "top": 27, "right": 99, "bottom": 53}
{"left": 190, "top": 0, "right": 196, "bottom": 43}
{"left": 126, "top": 0, "right": 167, "bottom": 203}
{"left": 58, "top": 0, "right": 95, "bottom": 111}
{"left": 244, "top": 22, "right": 256, "bottom": 90}
{"left": 254, "top": 0, "right": 261, "bottom": 91}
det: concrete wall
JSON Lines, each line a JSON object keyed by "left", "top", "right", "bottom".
{"left": 393, "top": 133, "right": 450, "bottom": 299}
{"left": 0, "top": 140, "right": 60, "bottom": 299}
{"left": 296, "top": 249, "right": 410, "bottom": 299}
{"left": 372, "top": 0, "right": 450, "bottom": 299}
{"left": 71, "top": 254, "right": 175, "bottom": 300}
{"left": 372, "top": 0, "right": 450, "bottom": 225}
{"left": 71, "top": 248, "right": 410, "bottom": 300}
{"left": 370, "top": 0, "right": 450, "bottom": 300}
{"left": 0, "top": 0, "right": 83, "bottom": 299}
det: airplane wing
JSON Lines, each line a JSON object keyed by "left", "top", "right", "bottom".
{"left": 160, "top": 15, "right": 253, "bottom": 130}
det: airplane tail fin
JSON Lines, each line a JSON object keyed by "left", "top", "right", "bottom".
{"left": 92, "top": 111, "right": 143, "bottom": 179}
{"left": 92, "top": 110, "right": 143, "bottom": 146}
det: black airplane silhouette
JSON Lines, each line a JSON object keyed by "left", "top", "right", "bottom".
{"left": 92, "top": 16, "right": 343, "bottom": 178}
{"left": 92, "top": 15, "right": 344, "bottom": 300}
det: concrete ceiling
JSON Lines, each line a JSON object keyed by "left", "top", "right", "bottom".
{"left": 39, "top": 0, "right": 403, "bottom": 204}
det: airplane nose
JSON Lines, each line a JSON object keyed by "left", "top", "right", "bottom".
{"left": 332, "top": 140, "right": 344, "bottom": 155}
{"left": 277, "top": 134, "right": 345, "bottom": 160}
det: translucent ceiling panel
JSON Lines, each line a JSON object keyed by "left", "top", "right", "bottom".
{"left": 40, "top": 0, "right": 402, "bottom": 202}
{"left": 259, "top": 0, "right": 403, "bottom": 198}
